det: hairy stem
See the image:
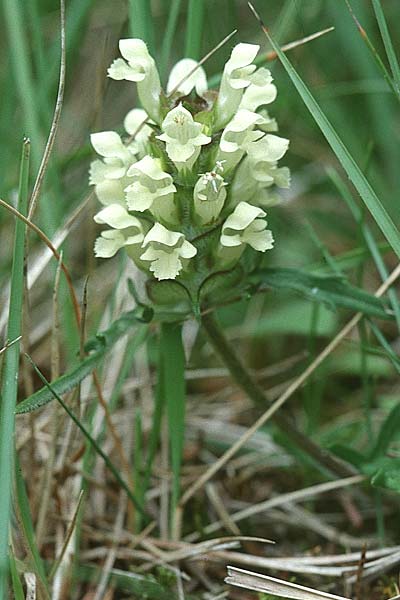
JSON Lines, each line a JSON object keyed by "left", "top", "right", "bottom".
{"left": 202, "top": 312, "right": 356, "bottom": 479}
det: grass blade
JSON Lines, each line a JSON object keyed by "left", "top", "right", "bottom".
{"left": 371, "top": 0, "right": 400, "bottom": 94}
{"left": 0, "top": 139, "right": 30, "bottom": 595}
{"left": 9, "top": 554, "right": 24, "bottom": 600}
{"left": 160, "top": 322, "right": 186, "bottom": 536}
{"left": 160, "top": 0, "right": 182, "bottom": 79}
{"left": 344, "top": 0, "right": 400, "bottom": 102}
{"left": 128, "top": 0, "right": 155, "bottom": 56}
{"left": 2, "top": 3, "right": 43, "bottom": 164}
{"left": 14, "top": 455, "right": 50, "bottom": 597}
{"left": 185, "top": 0, "right": 205, "bottom": 60}
{"left": 248, "top": 3, "right": 400, "bottom": 260}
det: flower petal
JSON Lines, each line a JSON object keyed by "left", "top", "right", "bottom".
{"left": 90, "top": 131, "right": 126, "bottom": 159}
{"left": 94, "top": 204, "right": 143, "bottom": 230}
{"left": 167, "top": 58, "right": 207, "bottom": 96}
{"left": 94, "top": 230, "right": 125, "bottom": 258}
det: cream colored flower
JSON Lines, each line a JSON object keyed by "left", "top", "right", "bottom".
{"left": 140, "top": 223, "right": 197, "bottom": 280}
{"left": 108, "top": 39, "right": 161, "bottom": 123}
{"left": 157, "top": 103, "right": 211, "bottom": 170}
{"left": 89, "top": 131, "right": 137, "bottom": 206}
{"left": 247, "top": 134, "right": 290, "bottom": 187}
{"left": 167, "top": 58, "right": 207, "bottom": 96}
{"left": 217, "top": 109, "right": 265, "bottom": 171}
{"left": 125, "top": 156, "right": 177, "bottom": 224}
{"left": 220, "top": 201, "right": 274, "bottom": 252}
{"left": 214, "top": 43, "right": 259, "bottom": 130}
{"left": 94, "top": 204, "right": 145, "bottom": 258}
{"left": 239, "top": 68, "right": 277, "bottom": 112}
{"left": 194, "top": 162, "right": 227, "bottom": 224}
{"left": 124, "top": 108, "right": 154, "bottom": 157}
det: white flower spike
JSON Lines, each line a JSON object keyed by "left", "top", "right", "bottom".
{"left": 91, "top": 36, "right": 289, "bottom": 298}
{"left": 157, "top": 103, "right": 211, "bottom": 170}
{"left": 140, "top": 223, "right": 197, "bottom": 280}
{"left": 125, "top": 156, "right": 177, "bottom": 224}
{"left": 108, "top": 39, "right": 162, "bottom": 123}
{"left": 214, "top": 43, "right": 259, "bottom": 130}
{"left": 167, "top": 58, "right": 207, "bottom": 97}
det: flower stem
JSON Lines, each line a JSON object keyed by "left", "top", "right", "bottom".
{"left": 201, "top": 312, "right": 356, "bottom": 479}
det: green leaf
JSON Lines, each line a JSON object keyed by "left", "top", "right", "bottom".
{"left": 371, "top": 458, "right": 400, "bottom": 493}
{"left": 16, "top": 307, "right": 151, "bottom": 415}
{"left": 330, "top": 444, "right": 366, "bottom": 469}
{"left": 260, "top": 23, "right": 400, "bottom": 260}
{"left": 369, "top": 402, "right": 400, "bottom": 461}
{"left": 252, "top": 268, "right": 392, "bottom": 319}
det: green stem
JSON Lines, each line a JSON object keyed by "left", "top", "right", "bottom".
{"left": 201, "top": 312, "right": 356, "bottom": 479}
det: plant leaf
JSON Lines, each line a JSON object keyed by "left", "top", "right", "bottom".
{"left": 16, "top": 307, "right": 151, "bottom": 415}
{"left": 252, "top": 268, "right": 392, "bottom": 319}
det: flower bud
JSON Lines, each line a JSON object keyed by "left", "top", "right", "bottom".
{"left": 193, "top": 163, "right": 227, "bottom": 224}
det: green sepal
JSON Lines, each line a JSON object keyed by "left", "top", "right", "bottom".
{"left": 146, "top": 278, "right": 192, "bottom": 307}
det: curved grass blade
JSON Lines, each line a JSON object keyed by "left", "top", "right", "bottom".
{"left": 25, "top": 355, "right": 146, "bottom": 517}
{"left": 247, "top": 2, "right": 400, "bottom": 260}
{"left": 0, "top": 139, "right": 30, "bottom": 596}
{"left": 252, "top": 268, "right": 393, "bottom": 319}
